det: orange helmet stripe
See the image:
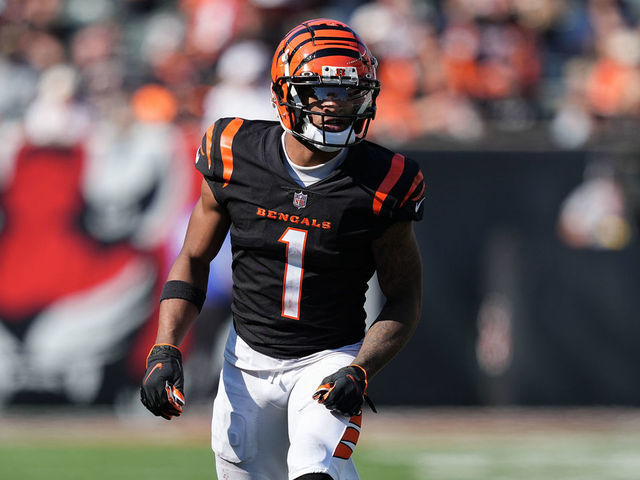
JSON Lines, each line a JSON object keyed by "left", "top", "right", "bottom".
{"left": 291, "top": 48, "right": 364, "bottom": 76}
{"left": 282, "top": 31, "right": 365, "bottom": 59}
{"left": 284, "top": 20, "right": 359, "bottom": 42}
{"left": 277, "top": 19, "right": 370, "bottom": 77}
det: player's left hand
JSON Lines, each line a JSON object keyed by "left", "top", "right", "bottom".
{"left": 140, "top": 344, "right": 185, "bottom": 420}
{"left": 313, "top": 364, "right": 376, "bottom": 416}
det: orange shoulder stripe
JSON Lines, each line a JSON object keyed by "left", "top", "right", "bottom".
{"left": 400, "top": 170, "right": 424, "bottom": 207}
{"left": 372, "top": 153, "right": 405, "bottom": 215}
{"left": 204, "top": 122, "right": 215, "bottom": 169}
{"left": 220, "top": 118, "right": 244, "bottom": 187}
{"left": 411, "top": 182, "right": 425, "bottom": 201}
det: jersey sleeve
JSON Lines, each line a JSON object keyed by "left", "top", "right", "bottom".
{"left": 372, "top": 153, "right": 426, "bottom": 222}
{"left": 194, "top": 117, "right": 245, "bottom": 204}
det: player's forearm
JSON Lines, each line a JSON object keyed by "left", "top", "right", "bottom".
{"left": 352, "top": 298, "right": 420, "bottom": 379}
{"left": 155, "top": 253, "right": 211, "bottom": 346}
{"left": 155, "top": 299, "right": 201, "bottom": 346}
{"left": 363, "top": 220, "right": 422, "bottom": 378}
{"left": 167, "top": 250, "right": 212, "bottom": 289}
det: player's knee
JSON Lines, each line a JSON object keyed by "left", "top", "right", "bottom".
{"left": 294, "top": 474, "right": 333, "bottom": 480}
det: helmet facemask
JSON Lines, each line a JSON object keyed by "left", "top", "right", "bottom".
{"left": 273, "top": 65, "right": 380, "bottom": 151}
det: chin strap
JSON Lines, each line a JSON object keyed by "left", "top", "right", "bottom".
{"left": 299, "top": 117, "right": 356, "bottom": 151}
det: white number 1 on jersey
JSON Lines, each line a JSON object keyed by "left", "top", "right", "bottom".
{"left": 278, "top": 227, "right": 308, "bottom": 319}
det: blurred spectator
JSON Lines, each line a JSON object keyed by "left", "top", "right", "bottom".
{"left": 201, "top": 39, "right": 276, "bottom": 125}
{"left": 3, "top": 0, "right": 639, "bottom": 149}
{"left": 550, "top": 1, "right": 640, "bottom": 148}
{"left": 350, "top": 0, "right": 437, "bottom": 143}
{"left": 83, "top": 83, "right": 191, "bottom": 248}
{"left": 550, "top": 58, "right": 595, "bottom": 148}
{"left": 24, "top": 64, "right": 91, "bottom": 146}
{"left": 439, "top": 0, "right": 542, "bottom": 131}
{"left": 585, "top": 28, "right": 640, "bottom": 117}
{"left": 0, "top": 57, "right": 38, "bottom": 121}
{"left": 557, "top": 155, "right": 633, "bottom": 250}
{"left": 180, "top": 0, "right": 261, "bottom": 63}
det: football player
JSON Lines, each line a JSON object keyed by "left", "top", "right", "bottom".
{"left": 141, "top": 18, "right": 425, "bottom": 480}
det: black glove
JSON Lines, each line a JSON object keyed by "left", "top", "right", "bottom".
{"left": 140, "top": 344, "right": 185, "bottom": 420}
{"left": 313, "top": 364, "right": 376, "bottom": 416}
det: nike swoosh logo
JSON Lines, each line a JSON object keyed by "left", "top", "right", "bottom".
{"left": 144, "top": 363, "right": 163, "bottom": 385}
{"left": 415, "top": 197, "right": 425, "bottom": 213}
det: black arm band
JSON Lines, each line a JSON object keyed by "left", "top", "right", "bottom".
{"left": 160, "top": 280, "right": 206, "bottom": 313}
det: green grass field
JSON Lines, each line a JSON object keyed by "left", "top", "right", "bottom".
{"left": 2, "top": 408, "right": 639, "bottom": 480}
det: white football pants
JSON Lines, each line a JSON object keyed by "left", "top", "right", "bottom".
{"left": 211, "top": 325, "right": 363, "bottom": 480}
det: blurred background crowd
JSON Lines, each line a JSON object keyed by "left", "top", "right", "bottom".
{"left": 4, "top": 0, "right": 640, "bottom": 150}
{"left": 1, "top": 0, "right": 640, "bottom": 411}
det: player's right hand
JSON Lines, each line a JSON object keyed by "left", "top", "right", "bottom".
{"left": 140, "top": 344, "right": 185, "bottom": 420}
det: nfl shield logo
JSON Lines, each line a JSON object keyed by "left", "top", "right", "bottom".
{"left": 293, "top": 191, "right": 307, "bottom": 209}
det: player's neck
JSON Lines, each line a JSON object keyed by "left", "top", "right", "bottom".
{"left": 284, "top": 132, "right": 343, "bottom": 167}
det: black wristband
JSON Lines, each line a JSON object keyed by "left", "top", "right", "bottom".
{"left": 160, "top": 280, "right": 206, "bottom": 312}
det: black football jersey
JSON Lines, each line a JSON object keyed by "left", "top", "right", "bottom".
{"left": 195, "top": 118, "right": 425, "bottom": 358}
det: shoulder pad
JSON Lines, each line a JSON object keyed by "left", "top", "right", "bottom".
{"left": 368, "top": 149, "right": 425, "bottom": 221}
{"left": 195, "top": 117, "right": 245, "bottom": 185}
